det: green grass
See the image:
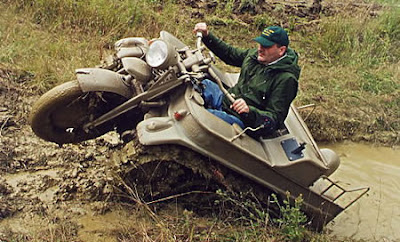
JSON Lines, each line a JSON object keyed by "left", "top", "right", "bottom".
{"left": 292, "top": 5, "right": 399, "bottom": 144}
{"left": 0, "top": 4, "right": 100, "bottom": 90}
{"left": 0, "top": 0, "right": 199, "bottom": 89}
{"left": 0, "top": 0, "right": 399, "bottom": 144}
{"left": 303, "top": 8, "right": 400, "bottom": 66}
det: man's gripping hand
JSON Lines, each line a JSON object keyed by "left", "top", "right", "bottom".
{"left": 230, "top": 98, "right": 249, "bottom": 114}
{"left": 193, "top": 22, "right": 209, "bottom": 37}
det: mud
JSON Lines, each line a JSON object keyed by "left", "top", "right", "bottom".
{"left": 0, "top": 67, "right": 125, "bottom": 239}
{"left": 182, "top": 0, "right": 383, "bottom": 29}
{"left": 0, "top": 66, "right": 273, "bottom": 240}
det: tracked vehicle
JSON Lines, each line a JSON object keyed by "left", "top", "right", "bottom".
{"left": 30, "top": 31, "right": 368, "bottom": 229}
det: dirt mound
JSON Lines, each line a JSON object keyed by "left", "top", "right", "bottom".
{"left": 183, "top": 0, "right": 383, "bottom": 29}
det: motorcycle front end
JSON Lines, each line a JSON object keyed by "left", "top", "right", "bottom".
{"left": 29, "top": 36, "right": 151, "bottom": 145}
{"left": 29, "top": 30, "right": 206, "bottom": 145}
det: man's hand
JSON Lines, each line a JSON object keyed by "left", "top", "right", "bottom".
{"left": 193, "top": 22, "right": 209, "bottom": 37}
{"left": 230, "top": 98, "right": 249, "bottom": 114}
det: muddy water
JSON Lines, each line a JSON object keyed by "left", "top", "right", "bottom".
{"left": 321, "top": 142, "right": 400, "bottom": 241}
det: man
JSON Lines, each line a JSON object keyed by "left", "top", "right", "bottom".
{"left": 193, "top": 23, "right": 301, "bottom": 138}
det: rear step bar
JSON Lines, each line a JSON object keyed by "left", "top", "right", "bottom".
{"left": 319, "top": 175, "right": 370, "bottom": 209}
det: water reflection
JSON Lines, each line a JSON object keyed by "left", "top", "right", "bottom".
{"left": 320, "top": 141, "right": 400, "bottom": 241}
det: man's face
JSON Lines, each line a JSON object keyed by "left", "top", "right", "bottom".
{"left": 257, "top": 44, "right": 286, "bottom": 64}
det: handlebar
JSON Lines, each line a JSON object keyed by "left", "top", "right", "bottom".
{"left": 195, "top": 31, "right": 235, "bottom": 104}
{"left": 196, "top": 31, "right": 203, "bottom": 50}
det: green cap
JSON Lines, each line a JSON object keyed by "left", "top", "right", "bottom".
{"left": 253, "top": 26, "right": 289, "bottom": 47}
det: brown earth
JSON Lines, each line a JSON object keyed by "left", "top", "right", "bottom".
{"left": 184, "top": 0, "right": 384, "bottom": 27}
{"left": 0, "top": 66, "right": 275, "bottom": 241}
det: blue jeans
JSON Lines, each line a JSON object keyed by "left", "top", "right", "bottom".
{"left": 201, "top": 79, "right": 245, "bottom": 129}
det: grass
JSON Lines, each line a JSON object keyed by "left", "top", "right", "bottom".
{"left": 303, "top": 8, "right": 400, "bottom": 66}
{"left": 106, "top": 184, "right": 324, "bottom": 241}
{"left": 271, "top": 193, "right": 307, "bottom": 242}
{"left": 0, "top": 0, "right": 398, "bottom": 140}
{"left": 293, "top": 5, "right": 399, "bottom": 144}
{"left": 0, "top": 3, "right": 101, "bottom": 90}
{"left": 1, "top": 2, "right": 398, "bottom": 145}
{"left": 3, "top": 1, "right": 397, "bottom": 240}
{"left": 0, "top": 0, "right": 198, "bottom": 90}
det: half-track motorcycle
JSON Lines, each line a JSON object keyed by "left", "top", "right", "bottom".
{"left": 30, "top": 31, "right": 368, "bottom": 229}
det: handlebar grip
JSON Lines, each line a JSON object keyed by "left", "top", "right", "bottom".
{"left": 196, "top": 32, "right": 203, "bottom": 51}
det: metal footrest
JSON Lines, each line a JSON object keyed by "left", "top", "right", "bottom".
{"left": 319, "top": 175, "right": 370, "bottom": 209}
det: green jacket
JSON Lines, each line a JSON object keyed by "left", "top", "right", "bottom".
{"left": 203, "top": 32, "right": 301, "bottom": 130}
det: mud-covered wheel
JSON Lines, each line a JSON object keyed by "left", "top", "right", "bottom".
{"left": 30, "top": 80, "right": 127, "bottom": 145}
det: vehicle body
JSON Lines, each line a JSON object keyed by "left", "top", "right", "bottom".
{"left": 30, "top": 31, "right": 368, "bottom": 230}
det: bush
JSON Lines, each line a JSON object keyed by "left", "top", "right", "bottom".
{"left": 272, "top": 193, "right": 307, "bottom": 242}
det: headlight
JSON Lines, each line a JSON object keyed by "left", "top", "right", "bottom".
{"left": 145, "top": 40, "right": 178, "bottom": 69}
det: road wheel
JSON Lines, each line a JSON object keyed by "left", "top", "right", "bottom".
{"left": 30, "top": 80, "right": 126, "bottom": 145}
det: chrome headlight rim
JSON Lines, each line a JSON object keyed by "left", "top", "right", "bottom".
{"left": 145, "top": 39, "right": 177, "bottom": 69}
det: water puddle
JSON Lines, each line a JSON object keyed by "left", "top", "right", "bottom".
{"left": 321, "top": 142, "right": 400, "bottom": 241}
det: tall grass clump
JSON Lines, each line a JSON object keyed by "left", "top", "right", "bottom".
{"left": 1, "top": 0, "right": 191, "bottom": 89}
{"left": 307, "top": 7, "right": 400, "bottom": 67}
{"left": 271, "top": 193, "right": 307, "bottom": 242}
{"left": 5, "top": 0, "right": 195, "bottom": 39}
{"left": 295, "top": 5, "right": 399, "bottom": 144}
{"left": 212, "top": 189, "right": 312, "bottom": 241}
{"left": 5, "top": 0, "right": 156, "bottom": 37}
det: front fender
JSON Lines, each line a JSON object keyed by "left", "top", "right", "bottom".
{"left": 75, "top": 68, "right": 133, "bottom": 98}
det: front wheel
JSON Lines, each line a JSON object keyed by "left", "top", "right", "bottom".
{"left": 30, "top": 80, "right": 128, "bottom": 145}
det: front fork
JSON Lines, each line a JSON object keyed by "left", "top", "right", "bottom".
{"left": 81, "top": 68, "right": 188, "bottom": 132}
